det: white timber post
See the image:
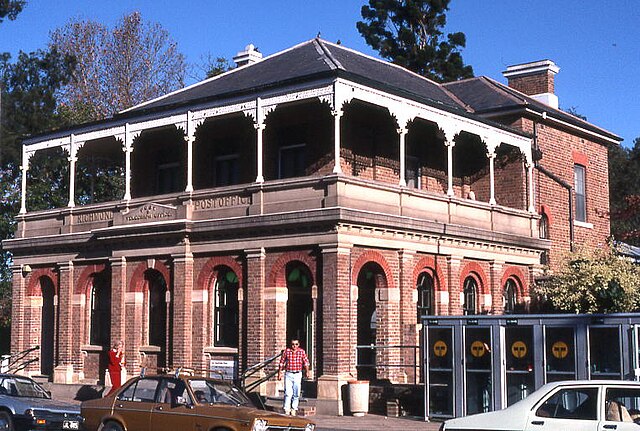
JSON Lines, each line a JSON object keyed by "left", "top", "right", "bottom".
{"left": 442, "top": 126, "right": 459, "bottom": 197}
{"left": 398, "top": 126, "right": 408, "bottom": 187}
{"left": 67, "top": 135, "right": 78, "bottom": 208}
{"left": 185, "top": 112, "right": 195, "bottom": 193}
{"left": 255, "top": 97, "right": 265, "bottom": 183}
{"left": 19, "top": 148, "right": 32, "bottom": 214}
{"left": 123, "top": 124, "right": 133, "bottom": 202}
{"left": 332, "top": 108, "right": 343, "bottom": 174}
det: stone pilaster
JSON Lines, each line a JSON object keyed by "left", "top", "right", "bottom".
{"left": 490, "top": 260, "right": 504, "bottom": 314}
{"left": 447, "top": 256, "right": 462, "bottom": 315}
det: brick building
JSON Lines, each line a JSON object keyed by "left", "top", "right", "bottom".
{"left": 2, "top": 39, "right": 620, "bottom": 414}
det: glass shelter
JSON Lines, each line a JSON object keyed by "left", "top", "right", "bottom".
{"left": 422, "top": 314, "right": 640, "bottom": 419}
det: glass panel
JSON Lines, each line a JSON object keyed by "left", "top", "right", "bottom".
{"left": 215, "top": 155, "right": 239, "bottom": 186}
{"left": 428, "top": 327, "right": 454, "bottom": 417}
{"left": 463, "top": 278, "right": 477, "bottom": 315}
{"left": 505, "top": 326, "right": 534, "bottom": 406}
{"left": 279, "top": 144, "right": 306, "bottom": 178}
{"left": 536, "top": 387, "right": 598, "bottom": 420}
{"left": 605, "top": 387, "right": 640, "bottom": 423}
{"left": 465, "top": 327, "right": 492, "bottom": 414}
{"left": 590, "top": 326, "right": 621, "bottom": 378}
{"left": 545, "top": 326, "right": 576, "bottom": 382}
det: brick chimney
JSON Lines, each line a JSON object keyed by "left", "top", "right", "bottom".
{"left": 233, "top": 44, "right": 263, "bottom": 67}
{"left": 502, "top": 60, "right": 560, "bottom": 108}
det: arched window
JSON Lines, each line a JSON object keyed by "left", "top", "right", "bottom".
{"left": 416, "top": 271, "right": 434, "bottom": 321}
{"left": 463, "top": 277, "right": 477, "bottom": 315}
{"left": 89, "top": 274, "right": 111, "bottom": 346}
{"left": 539, "top": 213, "right": 549, "bottom": 239}
{"left": 213, "top": 268, "right": 239, "bottom": 348}
{"left": 503, "top": 278, "right": 517, "bottom": 314}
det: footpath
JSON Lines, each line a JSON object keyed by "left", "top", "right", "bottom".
{"left": 313, "top": 413, "right": 442, "bottom": 431}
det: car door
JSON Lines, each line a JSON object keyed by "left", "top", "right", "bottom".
{"left": 524, "top": 386, "right": 599, "bottom": 431}
{"left": 149, "top": 377, "right": 195, "bottom": 431}
{"left": 598, "top": 385, "right": 640, "bottom": 431}
{"left": 112, "top": 378, "right": 159, "bottom": 431}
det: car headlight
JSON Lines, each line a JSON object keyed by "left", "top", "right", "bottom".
{"left": 304, "top": 424, "right": 315, "bottom": 431}
{"left": 252, "top": 419, "right": 268, "bottom": 431}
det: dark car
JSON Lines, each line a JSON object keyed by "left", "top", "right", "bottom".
{"left": 0, "top": 373, "right": 83, "bottom": 431}
{"left": 81, "top": 372, "right": 315, "bottom": 431}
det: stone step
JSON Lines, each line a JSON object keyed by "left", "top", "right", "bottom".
{"left": 41, "top": 382, "right": 105, "bottom": 403}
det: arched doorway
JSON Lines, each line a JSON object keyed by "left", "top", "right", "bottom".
{"left": 40, "top": 276, "right": 56, "bottom": 376}
{"left": 146, "top": 270, "right": 169, "bottom": 368}
{"left": 285, "top": 262, "right": 313, "bottom": 364}
{"left": 356, "top": 262, "right": 386, "bottom": 381}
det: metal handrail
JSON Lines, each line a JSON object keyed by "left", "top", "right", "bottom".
{"left": 239, "top": 350, "right": 283, "bottom": 393}
{"left": 1, "top": 345, "right": 40, "bottom": 374}
{"left": 355, "top": 344, "right": 421, "bottom": 384}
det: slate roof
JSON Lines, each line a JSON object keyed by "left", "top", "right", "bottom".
{"left": 123, "top": 38, "right": 468, "bottom": 116}
{"left": 443, "top": 76, "right": 621, "bottom": 143}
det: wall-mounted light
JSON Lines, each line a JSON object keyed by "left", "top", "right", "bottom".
{"left": 21, "top": 264, "right": 32, "bottom": 277}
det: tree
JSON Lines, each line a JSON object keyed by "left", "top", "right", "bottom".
{"left": 609, "top": 138, "right": 640, "bottom": 245}
{"left": 534, "top": 247, "right": 640, "bottom": 313}
{"left": 0, "top": 0, "right": 25, "bottom": 24}
{"left": 356, "top": 0, "right": 473, "bottom": 82}
{"left": 50, "top": 11, "right": 187, "bottom": 123}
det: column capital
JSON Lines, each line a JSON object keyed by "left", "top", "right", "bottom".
{"left": 245, "top": 247, "right": 266, "bottom": 259}
{"left": 320, "top": 243, "right": 352, "bottom": 255}
{"left": 331, "top": 109, "right": 343, "bottom": 118}
{"left": 397, "top": 127, "right": 408, "bottom": 136}
{"left": 253, "top": 121, "right": 266, "bottom": 131}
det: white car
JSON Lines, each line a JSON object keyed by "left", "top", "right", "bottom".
{"left": 442, "top": 380, "right": 640, "bottom": 431}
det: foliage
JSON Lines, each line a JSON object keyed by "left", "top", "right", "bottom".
{"left": 609, "top": 138, "right": 640, "bottom": 246}
{"left": 0, "top": 0, "right": 25, "bottom": 24}
{"left": 50, "top": 11, "right": 187, "bottom": 122}
{"left": 204, "top": 55, "right": 233, "bottom": 79}
{"left": 356, "top": 0, "right": 473, "bottom": 82}
{"left": 534, "top": 247, "right": 640, "bottom": 313}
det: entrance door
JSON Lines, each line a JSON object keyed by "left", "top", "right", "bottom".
{"left": 40, "top": 277, "right": 55, "bottom": 377}
{"left": 286, "top": 263, "right": 313, "bottom": 364}
{"left": 356, "top": 263, "right": 381, "bottom": 381}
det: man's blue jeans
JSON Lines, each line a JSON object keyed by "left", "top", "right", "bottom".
{"left": 283, "top": 371, "right": 303, "bottom": 414}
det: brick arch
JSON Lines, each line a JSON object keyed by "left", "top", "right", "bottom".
{"left": 539, "top": 204, "right": 553, "bottom": 225}
{"left": 26, "top": 268, "right": 58, "bottom": 296}
{"left": 459, "top": 261, "right": 488, "bottom": 295}
{"left": 129, "top": 260, "right": 171, "bottom": 293}
{"left": 196, "top": 256, "right": 244, "bottom": 291}
{"left": 268, "top": 251, "right": 316, "bottom": 288}
{"left": 351, "top": 250, "right": 395, "bottom": 290}
{"left": 75, "top": 264, "right": 108, "bottom": 295}
{"left": 501, "top": 265, "right": 529, "bottom": 298}
{"left": 412, "top": 255, "right": 446, "bottom": 292}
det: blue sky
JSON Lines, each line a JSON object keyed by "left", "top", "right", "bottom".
{"left": 1, "top": 0, "right": 638, "bottom": 147}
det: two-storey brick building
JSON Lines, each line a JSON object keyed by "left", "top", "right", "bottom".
{"left": 2, "top": 39, "right": 620, "bottom": 414}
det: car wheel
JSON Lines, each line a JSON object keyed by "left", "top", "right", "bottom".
{"left": 0, "top": 411, "right": 14, "bottom": 431}
{"left": 101, "top": 421, "right": 124, "bottom": 431}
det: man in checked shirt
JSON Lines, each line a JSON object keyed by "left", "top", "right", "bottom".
{"left": 277, "top": 338, "right": 310, "bottom": 415}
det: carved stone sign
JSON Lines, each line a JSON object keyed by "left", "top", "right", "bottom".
{"left": 75, "top": 211, "right": 113, "bottom": 224}
{"left": 193, "top": 195, "right": 250, "bottom": 211}
{"left": 122, "top": 203, "right": 176, "bottom": 223}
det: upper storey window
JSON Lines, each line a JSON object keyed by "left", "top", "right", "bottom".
{"left": 215, "top": 155, "right": 239, "bottom": 187}
{"left": 279, "top": 144, "right": 306, "bottom": 179}
{"left": 157, "top": 162, "right": 181, "bottom": 194}
{"left": 574, "top": 164, "right": 586, "bottom": 222}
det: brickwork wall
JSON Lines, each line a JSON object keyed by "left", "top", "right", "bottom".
{"left": 509, "top": 117, "right": 611, "bottom": 270}
{"left": 508, "top": 71, "right": 555, "bottom": 96}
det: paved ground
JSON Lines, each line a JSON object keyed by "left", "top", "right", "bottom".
{"left": 313, "top": 414, "right": 442, "bottom": 431}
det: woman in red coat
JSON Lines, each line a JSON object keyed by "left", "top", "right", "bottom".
{"left": 106, "top": 341, "right": 125, "bottom": 396}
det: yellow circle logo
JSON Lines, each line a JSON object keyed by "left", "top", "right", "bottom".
{"left": 552, "top": 341, "right": 569, "bottom": 359}
{"left": 470, "top": 340, "right": 487, "bottom": 358}
{"left": 511, "top": 341, "right": 527, "bottom": 359}
{"left": 433, "top": 340, "right": 448, "bottom": 357}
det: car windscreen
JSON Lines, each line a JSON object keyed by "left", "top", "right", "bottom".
{"left": 0, "top": 377, "right": 50, "bottom": 399}
{"left": 188, "top": 379, "right": 253, "bottom": 407}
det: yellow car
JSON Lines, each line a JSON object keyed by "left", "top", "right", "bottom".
{"left": 81, "top": 373, "right": 315, "bottom": 431}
